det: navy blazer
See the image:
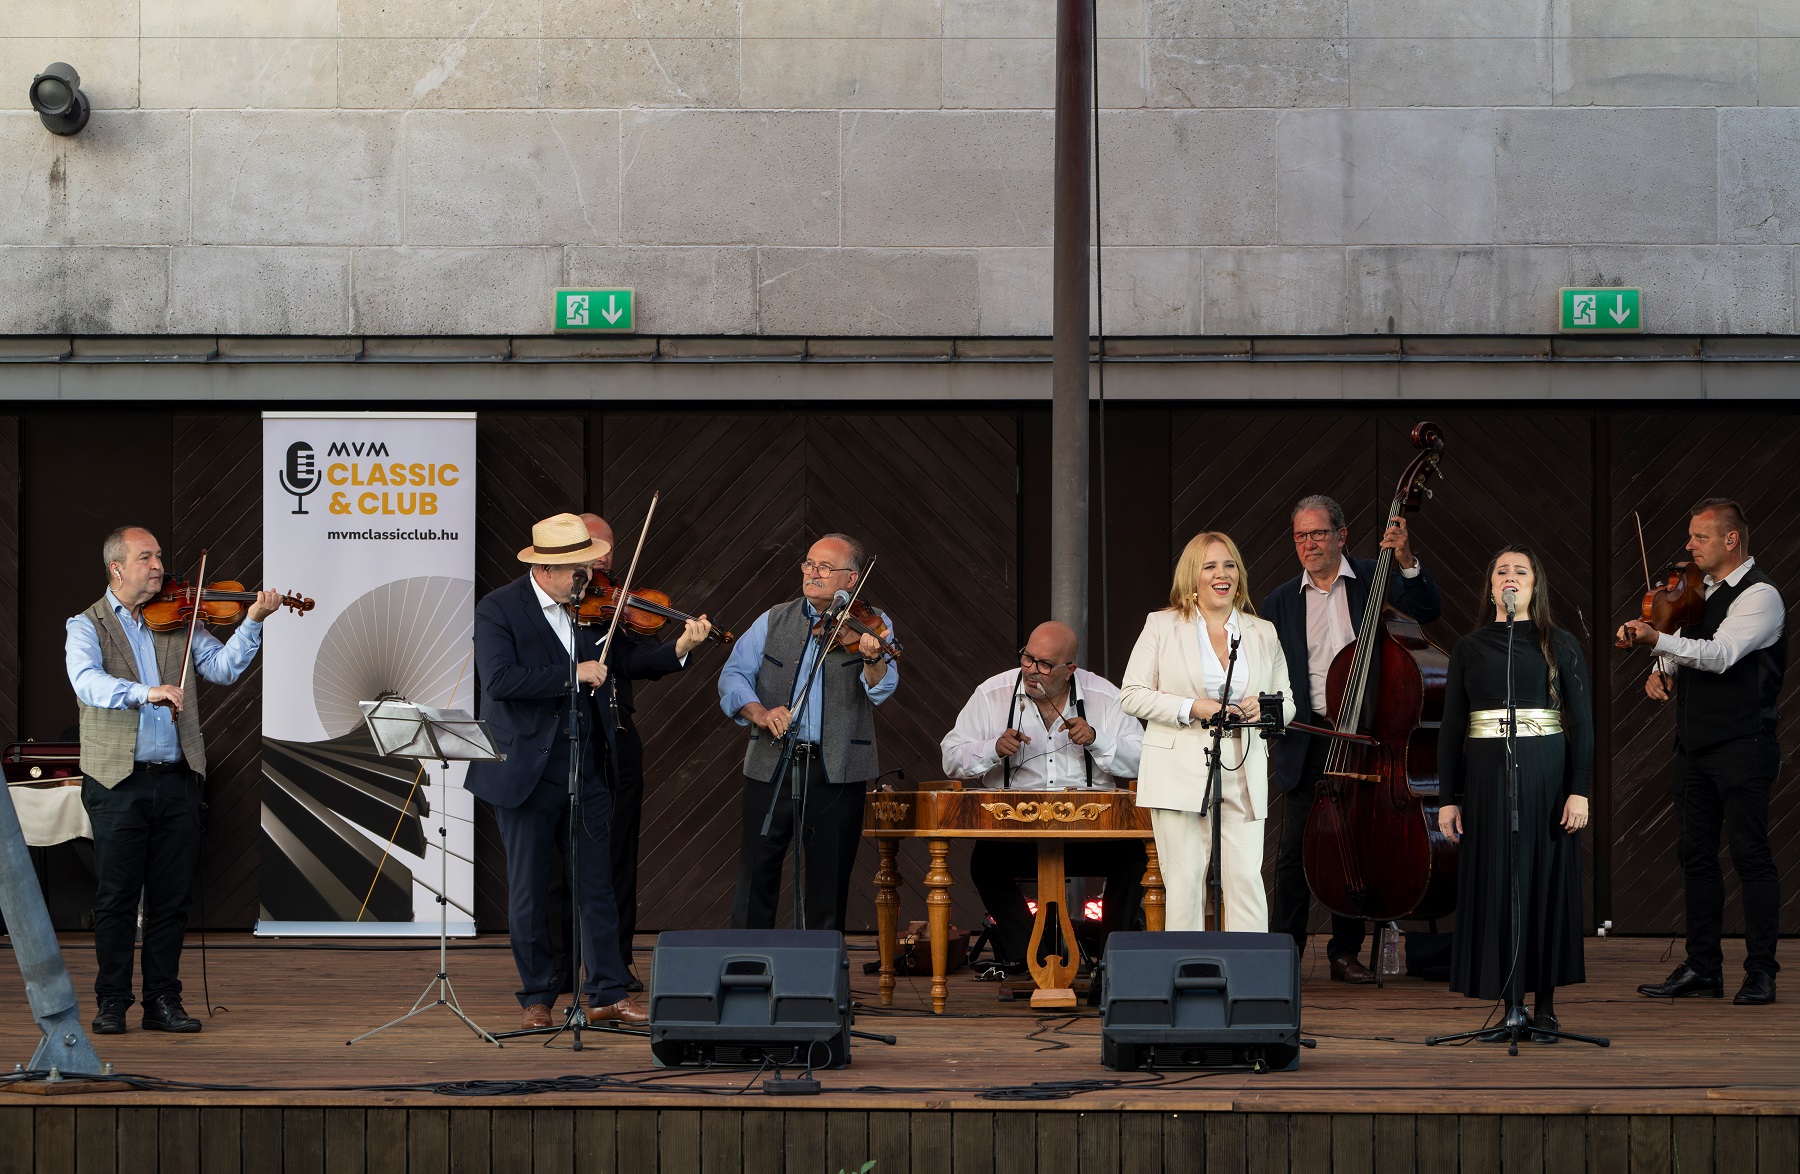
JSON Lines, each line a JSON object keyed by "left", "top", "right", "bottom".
{"left": 1259, "top": 556, "right": 1443, "bottom": 793}
{"left": 465, "top": 573, "right": 675, "bottom": 810}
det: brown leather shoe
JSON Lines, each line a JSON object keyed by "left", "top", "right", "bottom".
{"left": 521, "top": 1003, "right": 554, "bottom": 1030}
{"left": 1330, "top": 955, "right": 1377, "bottom": 985}
{"left": 586, "top": 997, "right": 649, "bottom": 1027}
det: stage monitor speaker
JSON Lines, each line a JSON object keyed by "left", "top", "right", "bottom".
{"left": 648, "top": 930, "right": 852, "bottom": 1069}
{"left": 1099, "top": 931, "right": 1301, "bottom": 1072}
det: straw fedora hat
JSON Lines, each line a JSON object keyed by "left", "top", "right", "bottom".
{"left": 517, "top": 513, "right": 611, "bottom": 565}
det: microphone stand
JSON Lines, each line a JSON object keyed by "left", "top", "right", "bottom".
{"left": 1200, "top": 635, "right": 1240, "bottom": 934}
{"left": 1427, "top": 593, "right": 1607, "bottom": 1053}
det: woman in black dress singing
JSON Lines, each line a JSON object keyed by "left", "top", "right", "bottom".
{"left": 1437, "top": 547, "right": 1592, "bottom": 1041}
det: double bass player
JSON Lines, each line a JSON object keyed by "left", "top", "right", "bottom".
{"left": 1262, "top": 495, "right": 1442, "bottom": 983}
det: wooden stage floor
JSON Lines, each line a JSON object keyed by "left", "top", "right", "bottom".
{"left": 0, "top": 933, "right": 1793, "bottom": 1117}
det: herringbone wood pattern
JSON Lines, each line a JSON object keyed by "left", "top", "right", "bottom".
{"left": 471, "top": 415, "right": 587, "bottom": 932}
{"left": 1610, "top": 412, "right": 1800, "bottom": 937}
{"left": 611, "top": 411, "right": 1017, "bottom": 933}
{"left": 172, "top": 414, "right": 265, "bottom": 928}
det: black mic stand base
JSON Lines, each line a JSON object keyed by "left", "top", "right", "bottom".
{"left": 1425, "top": 1005, "right": 1609, "bottom": 1055}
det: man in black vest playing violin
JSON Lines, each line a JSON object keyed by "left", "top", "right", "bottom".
{"left": 1622, "top": 498, "right": 1785, "bottom": 1006}
{"left": 1261, "top": 495, "right": 1441, "bottom": 984}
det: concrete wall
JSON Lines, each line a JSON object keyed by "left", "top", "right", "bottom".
{"left": 4, "top": 0, "right": 1800, "bottom": 337}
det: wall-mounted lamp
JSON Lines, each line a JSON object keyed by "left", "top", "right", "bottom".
{"left": 30, "top": 63, "right": 90, "bottom": 136}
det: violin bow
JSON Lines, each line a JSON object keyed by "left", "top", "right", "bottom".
{"left": 173, "top": 548, "right": 208, "bottom": 707}
{"left": 598, "top": 493, "right": 660, "bottom": 714}
{"left": 1631, "top": 510, "right": 1654, "bottom": 598}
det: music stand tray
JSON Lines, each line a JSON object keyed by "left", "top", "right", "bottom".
{"left": 348, "top": 701, "right": 504, "bottom": 1047}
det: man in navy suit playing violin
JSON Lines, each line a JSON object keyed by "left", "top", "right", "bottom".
{"left": 467, "top": 513, "right": 675, "bottom": 1032}
{"left": 1261, "top": 495, "right": 1441, "bottom": 984}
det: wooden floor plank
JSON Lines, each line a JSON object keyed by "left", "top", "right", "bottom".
{"left": 1371, "top": 1115, "right": 1413, "bottom": 1174}
{"left": 240, "top": 1106, "right": 280, "bottom": 1174}
{"left": 784, "top": 1109, "right": 827, "bottom": 1174}
{"left": 73, "top": 1106, "right": 115, "bottom": 1174}
{"left": 410, "top": 1108, "right": 451, "bottom": 1174}
{"left": 739, "top": 1111, "right": 782, "bottom": 1174}
{"left": 1246, "top": 1112, "right": 1289, "bottom": 1174}
{"left": 159, "top": 1106, "right": 200, "bottom": 1174}
{"left": 912, "top": 1110, "right": 955, "bottom": 1174}
{"left": 1589, "top": 1117, "right": 1628, "bottom": 1174}
{"left": 993, "top": 1112, "right": 1035, "bottom": 1174}
{"left": 822, "top": 1110, "right": 866, "bottom": 1174}
{"left": 534, "top": 1108, "right": 576, "bottom": 1173}
{"left": 486, "top": 1109, "right": 525, "bottom": 1174}
{"left": 702, "top": 1109, "right": 745, "bottom": 1174}
{"left": 35, "top": 1107, "right": 74, "bottom": 1174}
{"left": 1629, "top": 1115, "right": 1670, "bottom": 1174}
{"left": 365, "top": 1109, "right": 405, "bottom": 1173}
{"left": 864, "top": 1110, "right": 907, "bottom": 1174}
{"left": 1758, "top": 1118, "right": 1799, "bottom": 1174}
{"left": 1034, "top": 1112, "right": 1077, "bottom": 1174}
{"left": 0, "top": 1106, "right": 31, "bottom": 1174}
{"left": 1714, "top": 1117, "right": 1755, "bottom": 1172}
{"left": 1669, "top": 1118, "right": 1710, "bottom": 1174}
{"left": 1116, "top": 1111, "right": 1160, "bottom": 1174}
{"left": 116, "top": 1108, "right": 157, "bottom": 1174}
{"left": 1288, "top": 1113, "right": 1329, "bottom": 1172}
{"left": 283, "top": 1106, "right": 325, "bottom": 1174}
{"left": 447, "top": 1108, "right": 488, "bottom": 1174}
{"left": 1460, "top": 1114, "right": 1501, "bottom": 1174}
{"left": 1544, "top": 1117, "right": 1585, "bottom": 1174}
{"left": 1331, "top": 1113, "right": 1372, "bottom": 1174}
{"left": 1204, "top": 1113, "right": 1244, "bottom": 1174}
{"left": 1502, "top": 1115, "right": 1545, "bottom": 1174}
{"left": 656, "top": 1109, "right": 700, "bottom": 1174}
{"left": 1077, "top": 1111, "right": 1119, "bottom": 1174}
{"left": 615, "top": 1109, "right": 658, "bottom": 1173}
{"left": 574, "top": 1108, "right": 617, "bottom": 1174}
{"left": 1415, "top": 1115, "right": 1457, "bottom": 1174}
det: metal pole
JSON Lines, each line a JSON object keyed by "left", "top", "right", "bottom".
{"left": 1050, "top": 0, "right": 1094, "bottom": 655}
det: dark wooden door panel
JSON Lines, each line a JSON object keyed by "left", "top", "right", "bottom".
{"left": 173, "top": 414, "right": 265, "bottom": 928}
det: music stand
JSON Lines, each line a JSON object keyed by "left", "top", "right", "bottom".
{"left": 347, "top": 701, "right": 504, "bottom": 1047}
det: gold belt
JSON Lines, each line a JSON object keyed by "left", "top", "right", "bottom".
{"left": 1466, "top": 708, "right": 1562, "bottom": 739}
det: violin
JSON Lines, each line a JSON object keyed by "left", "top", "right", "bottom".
{"left": 141, "top": 578, "right": 315, "bottom": 633}
{"left": 576, "top": 570, "right": 735, "bottom": 646}
{"left": 1614, "top": 511, "right": 1707, "bottom": 650}
{"left": 813, "top": 599, "right": 903, "bottom": 664}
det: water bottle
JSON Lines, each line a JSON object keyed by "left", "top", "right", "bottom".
{"left": 1379, "top": 922, "right": 1402, "bottom": 978}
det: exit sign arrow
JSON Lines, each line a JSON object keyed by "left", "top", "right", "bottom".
{"left": 554, "top": 287, "right": 636, "bottom": 333}
{"left": 1560, "top": 287, "right": 1642, "bottom": 333}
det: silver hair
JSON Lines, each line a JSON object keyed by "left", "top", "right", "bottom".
{"left": 102, "top": 526, "right": 148, "bottom": 576}
{"left": 1292, "top": 494, "right": 1346, "bottom": 532}
{"left": 818, "top": 532, "right": 866, "bottom": 573}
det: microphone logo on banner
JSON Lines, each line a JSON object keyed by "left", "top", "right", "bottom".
{"left": 279, "top": 440, "right": 320, "bottom": 515}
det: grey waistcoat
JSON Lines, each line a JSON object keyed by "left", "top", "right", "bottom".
{"left": 742, "top": 599, "right": 880, "bottom": 786}
{"left": 77, "top": 597, "right": 208, "bottom": 787}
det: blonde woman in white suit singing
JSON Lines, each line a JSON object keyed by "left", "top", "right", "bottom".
{"left": 1120, "top": 532, "right": 1296, "bottom": 932}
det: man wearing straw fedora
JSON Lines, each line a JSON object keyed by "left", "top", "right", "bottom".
{"left": 467, "top": 513, "right": 649, "bottom": 1030}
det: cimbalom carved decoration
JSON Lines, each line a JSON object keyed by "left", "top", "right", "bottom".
{"left": 870, "top": 798, "right": 912, "bottom": 823}
{"left": 980, "top": 800, "right": 1109, "bottom": 825}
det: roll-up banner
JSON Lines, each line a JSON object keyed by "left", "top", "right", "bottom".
{"left": 258, "top": 412, "right": 478, "bottom": 936}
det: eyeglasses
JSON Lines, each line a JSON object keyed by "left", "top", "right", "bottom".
{"left": 801, "top": 559, "right": 852, "bottom": 576}
{"left": 1293, "top": 529, "right": 1338, "bottom": 545}
{"left": 1019, "top": 648, "right": 1073, "bottom": 674}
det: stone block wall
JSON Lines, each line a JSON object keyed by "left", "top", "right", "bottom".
{"left": 3, "top": 0, "right": 1800, "bottom": 335}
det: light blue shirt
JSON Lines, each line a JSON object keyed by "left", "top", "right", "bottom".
{"left": 717, "top": 599, "right": 898, "bottom": 742}
{"left": 65, "top": 589, "right": 265, "bottom": 764}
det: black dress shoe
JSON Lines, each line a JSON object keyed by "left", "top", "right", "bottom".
{"left": 1329, "top": 955, "right": 1376, "bottom": 985}
{"left": 1531, "top": 1013, "right": 1561, "bottom": 1044}
{"left": 142, "top": 994, "right": 202, "bottom": 1033}
{"left": 1734, "top": 972, "right": 1777, "bottom": 1005}
{"left": 1637, "top": 964, "right": 1724, "bottom": 999}
{"left": 91, "top": 998, "right": 131, "bottom": 1035}
{"left": 625, "top": 975, "right": 644, "bottom": 994}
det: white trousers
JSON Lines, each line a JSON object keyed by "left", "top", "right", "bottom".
{"left": 1148, "top": 761, "right": 1267, "bottom": 933}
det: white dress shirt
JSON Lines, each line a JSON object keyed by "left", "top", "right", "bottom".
{"left": 1655, "top": 557, "right": 1785, "bottom": 674}
{"left": 529, "top": 572, "right": 578, "bottom": 655}
{"left": 941, "top": 667, "right": 1143, "bottom": 790}
{"left": 1297, "top": 554, "right": 1422, "bottom": 713}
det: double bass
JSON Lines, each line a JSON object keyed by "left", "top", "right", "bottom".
{"left": 1301, "top": 422, "right": 1459, "bottom": 924}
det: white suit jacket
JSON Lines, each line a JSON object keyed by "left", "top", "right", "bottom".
{"left": 1118, "top": 608, "right": 1296, "bottom": 818}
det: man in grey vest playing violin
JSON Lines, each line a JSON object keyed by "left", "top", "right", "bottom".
{"left": 65, "top": 526, "right": 280, "bottom": 1035}
{"left": 717, "top": 534, "right": 898, "bottom": 932}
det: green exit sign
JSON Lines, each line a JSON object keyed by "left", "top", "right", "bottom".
{"left": 1560, "top": 287, "right": 1642, "bottom": 333}
{"left": 554, "top": 288, "right": 635, "bottom": 333}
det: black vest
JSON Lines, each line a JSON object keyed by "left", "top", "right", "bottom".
{"left": 1675, "top": 564, "right": 1787, "bottom": 752}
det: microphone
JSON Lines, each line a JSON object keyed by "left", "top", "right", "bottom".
{"left": 1501, "top": 587, "right": 1518, "bottom": 617}
{"left": 828, "top": 589, "right": 851, "bottom": 615}
{"left": 568, "top": 566, "right": 591, "bottom": 604}
{"left": 278, "top": 441, "right": 319, "bottom": 515}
